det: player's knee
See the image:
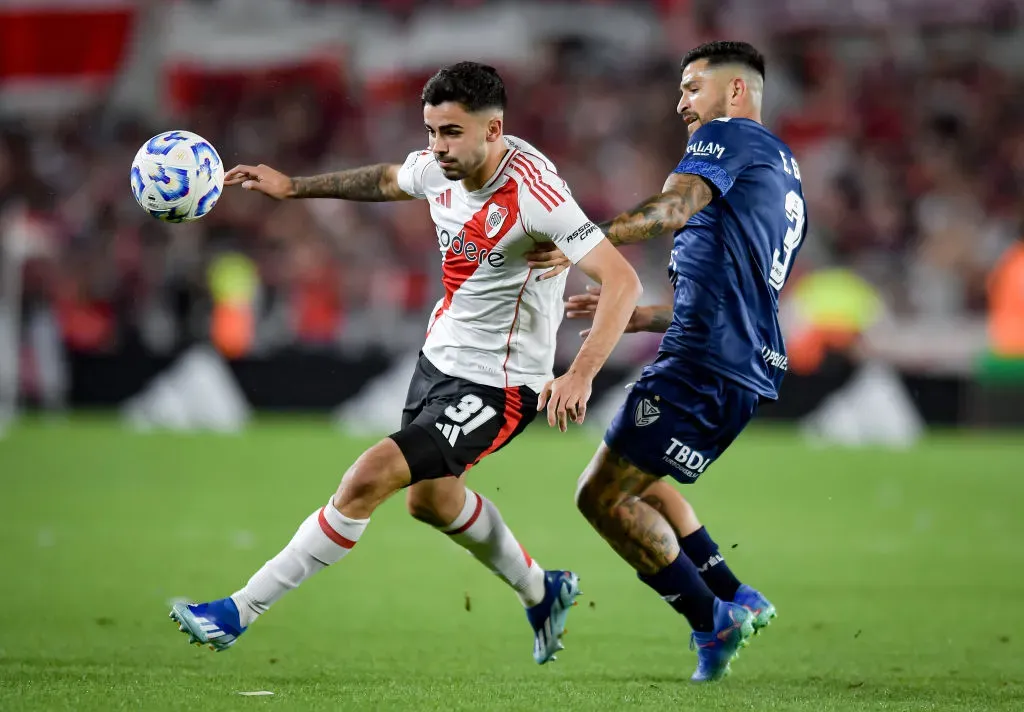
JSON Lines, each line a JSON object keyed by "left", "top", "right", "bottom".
{"left": 336, "top": 439, "right": 411, "bottom": 513}
{"left": 406, "top": 478, "right": 468, "bottom": 527}
{"left": 574, "top": 467, "right": 609, "bottom": 521}
{"left": 576, "top": 445, "right": 659, "bottom": 525}
{"left": 405, "top": 489, "right": 447, "bottom": 527}
{"left": 575, "top": 470, "right": 636, "bottom": 540}
{"left": 640, "top": 481, "right": 693, "bottom": 517}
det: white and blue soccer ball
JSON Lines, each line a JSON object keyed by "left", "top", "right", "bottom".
{"left": 130, "top": 130, "right": 224, "bottom": 222}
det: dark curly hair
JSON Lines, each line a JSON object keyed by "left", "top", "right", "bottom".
{"left": 681, "top": 41, "right": 765, "bottom": 79}
{"left": 421, "top": 61, "right": 507, "bottom": 112}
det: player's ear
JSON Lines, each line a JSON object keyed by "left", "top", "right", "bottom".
{"left": 730, "top": 76, "right": 745, "bottom": 104}
{"left": 485, "top": 115, "right": 503, "bottom": 142}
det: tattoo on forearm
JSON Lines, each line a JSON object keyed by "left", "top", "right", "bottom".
{"left": 603, "top": 176, "right": 713, "bottom": 246}
{"left": 577, "top": 453, "right": 678, "bottom": 574}
{"left": 291, "top": 164, "right": 393, "bottom": 201}
{"left": 648, "top": 307, "right": 673, "bottom": 333}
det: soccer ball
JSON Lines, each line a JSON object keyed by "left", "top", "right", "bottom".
{"left": 130, "top": 130, "right": 224, "bottom": 222}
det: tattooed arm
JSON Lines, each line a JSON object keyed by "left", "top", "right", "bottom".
{"left": 525, "top": 172, "right": 714, "bottom": 278}
{"left": 290, "top": 164, "right": 412, "bottom": 201}
{"left": 636, "top": 305, "right": 673, "bottom": 333}
{"left": 598, "top": 172, "right": 713, "bottom": 246}
{"left": 566, "top": 287, "right": 674, "bottom": 335}
{"left": 223, "top": 163, "right": 414, "bottom": 202}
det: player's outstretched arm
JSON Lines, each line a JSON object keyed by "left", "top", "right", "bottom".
{"left": 539, "top": 241, "right": 642, "bottom": 431}
{"left": 599, "top": 173, "right": 713, "bottom": 246}
{"left": 565, "top": 285, "right": 673, "bottom": 336}
{"left": 224, "top": 163, "right": 414, "bottom": 202}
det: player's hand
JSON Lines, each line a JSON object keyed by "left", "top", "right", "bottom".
{"left": 537, "top": 369, "right": 593, "bottom": 432}
{"left": 525, "top": 242, "right": 571, "bottom": 281}
{"left": 224, "top": 163, "right": 295, "bottom": 199}
{"left": 566, "top": 285, "right": 647, "bottom": 337}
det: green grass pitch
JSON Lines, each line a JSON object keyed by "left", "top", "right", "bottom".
{"left": 1, "top": 417, "right": 1022, "bottom": 710}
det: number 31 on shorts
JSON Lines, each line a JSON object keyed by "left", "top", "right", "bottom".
{"left": 444, "top": 394, "right": 497, "bottom": 434}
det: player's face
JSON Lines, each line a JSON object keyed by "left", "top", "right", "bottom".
{"left": 677, "top": 59, "right": 729, "bottom": 137}
{"left": 423, "top": 102, "right": 493, "bottom": 181}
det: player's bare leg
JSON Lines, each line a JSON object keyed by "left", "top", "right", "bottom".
{"left": 640, "top": 481, "right": 776, "bottom": 631}
{"left": 406, "top": 477, "right": 547, "bottom": 605}
{"left": 575, "top": 442, "right": 753, "bottom": 681}
{"left": 639, "top": 480, "right": 701, "bottom": 536}
{"left": 575, "top": 444, "right": 685, "bottom": 574}
{"left": 406, "top": 477, "right": 580, "bottom": 663}
{"left": 170, "top": 439, "right": 410, "bottom": 651}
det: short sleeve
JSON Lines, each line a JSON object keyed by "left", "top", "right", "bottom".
{"left": 518, "top": 168, "right": 604, "bottom": 264}
{"left": 396, "top": 150, "right": 433, "bottom": 199}
{"left": 673, "top": 118, "right": 753, "bottom": 197}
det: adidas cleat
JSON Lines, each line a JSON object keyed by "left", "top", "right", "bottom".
{"left": 525, "top": 570, "right": 581, "bottom": 664}
{"left": 169, "top": 597, "right": 246, "bottom": 652}
{"left": 689, "top": 599, "right": 755, "bottom": 682}
{"left": 733, "top": 584, "right": 776, "bottom": 633}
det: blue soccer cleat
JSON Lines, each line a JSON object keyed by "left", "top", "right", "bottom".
{"left": 689, "top": 599, "right": 755, "bottom": 682}
{"left": 733, "top": 584, "right": 776, "bottom": 633}
{"left": 169, "top": 597, "right": 246, "bottom": 652}
{"left": 525, "top": 570, "right": 581, "bottom": 664}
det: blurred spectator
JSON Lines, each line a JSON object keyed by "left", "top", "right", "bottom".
{"left": 1, "top": 0, "right": 1020, "bottom": 377}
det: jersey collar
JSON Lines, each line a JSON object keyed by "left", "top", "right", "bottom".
{"left": 468, "top": 146, "right": 519, "bottom": 195}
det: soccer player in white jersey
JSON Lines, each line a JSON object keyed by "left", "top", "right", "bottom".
{"left": 169, "top": 62, "right": 642, "bottom": 664}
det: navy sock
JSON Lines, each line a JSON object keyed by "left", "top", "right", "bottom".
{"left": 680, "top": 526, "right": 741, "bottom": 601}
{"left": 637, "top": 553, "right": 716, "bottom": 632}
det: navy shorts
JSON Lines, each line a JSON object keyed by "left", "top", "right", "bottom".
{"left": 603, "top": 355, "right": 759, "bottom": 483}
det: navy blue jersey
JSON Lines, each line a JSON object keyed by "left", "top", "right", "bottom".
{"left": 659, "top": 117, "right": 807, "bottom": 400}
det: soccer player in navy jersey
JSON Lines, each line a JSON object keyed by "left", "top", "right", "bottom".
{"left": 527, "top": 40, "right": 807, "bottom": 681}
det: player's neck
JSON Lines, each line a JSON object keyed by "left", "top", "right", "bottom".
{"left": 462, "top": 139, "right": 510, "bottom": 192}
{"left": 728, "top": 106, "right": 762, "bottom": 124}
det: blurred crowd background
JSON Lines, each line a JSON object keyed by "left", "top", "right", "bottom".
{"left": 2, "top": 0, "right": 1024, "bottom": 412}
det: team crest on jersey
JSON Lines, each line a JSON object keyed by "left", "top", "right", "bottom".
{"left": 485, "top": 203, "right": 510, "bottom": 239}
{"left": 634, "top": 398, "right": 660, "bottom": 427}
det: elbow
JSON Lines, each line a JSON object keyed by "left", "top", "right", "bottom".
{"left": 604, "top": 265, "right": 642, "bottom": 306}
{"left": 622, "top": 269, "right": 644, "bottom": 306}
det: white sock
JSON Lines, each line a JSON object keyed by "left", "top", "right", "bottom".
{"left": 231, "top": 499, "right": 369, "bottom": 628}
{"left": 442, "top": 490, "right": 546, "bottom": 607}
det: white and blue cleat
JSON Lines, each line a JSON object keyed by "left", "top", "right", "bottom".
{"left": 169, "top": 597, "right": 246, "bottom": 652}
{"left": 525, "top": 570, "right": 581, "bottom": 664}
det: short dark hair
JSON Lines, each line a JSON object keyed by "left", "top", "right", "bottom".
{"left": 681, "top": 41, "right": 765, "bottom": 79}
{"left": 421, "top": 62, "right": 507, "bottom": 112}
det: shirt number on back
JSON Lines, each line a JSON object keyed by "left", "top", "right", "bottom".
{"left": 769, "top": 190, "right": 805, "bottom": 291}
